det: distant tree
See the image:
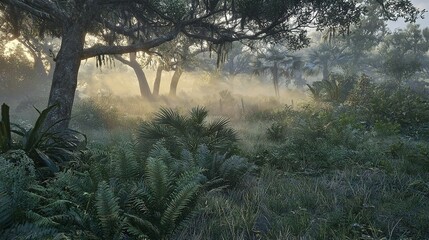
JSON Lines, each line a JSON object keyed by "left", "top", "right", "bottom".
{"left": 306, "top": 41, "right": 351, "bottom": 81}
{"left": 252, "top": 45, "right": 303, "bottom": 96}
{"left": 115, "top": 52, "right": 154, "bottom": 100}
{"left": 376, "top": 24, "right": 429, "bottom": 83}
{"left": 221, "top": 42, "right": 253, "bottom": 76}
{"left": 1, "top": 0, "right": 423, "bottom": 128}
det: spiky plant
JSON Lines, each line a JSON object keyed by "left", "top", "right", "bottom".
{"left": 95, "top": 181, "right": 125, "bottom": 240}
{"left": 125, "top": 157, "right": 203, "bottom": 240}
{"left": 194, "top": 145, "right": 255, "bottom": 188}
{"left": 12, "top": 104, "right": 87, "bottom": 174}
{"left": 138, "top": 107, "right": 237, "bottom": 159}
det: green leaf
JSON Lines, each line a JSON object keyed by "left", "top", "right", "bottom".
{"left": 35, "top": 149, "right": 60, "bottom": 173}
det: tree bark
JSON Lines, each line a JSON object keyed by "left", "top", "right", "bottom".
{"left": 115, "top": 53, "right": 152, "bottom": 99}
{"left": 46, "top": 22, "right": 86, "bottom": 130}
{"left": 169, "top": 67, "right": 183, "bottom": 96}
{"left": 153, "top": 65, "right": 163, "bottom": 96}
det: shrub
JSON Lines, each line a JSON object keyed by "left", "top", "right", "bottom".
{"left": 138, "top": 107, "right": 238, "bottom": 159}
{"left": 72, "top": 98, "right": 121, "bottom": 130}
{"left": 1, "top": 103, "right": 86, "bottom": 176}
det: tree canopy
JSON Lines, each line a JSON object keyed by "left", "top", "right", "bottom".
{"left": 0, "top": 0, "right": 424, "bottom": 129}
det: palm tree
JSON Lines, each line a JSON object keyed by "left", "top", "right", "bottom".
{"left": 306, "top": 42, "right": 350, "bottom": 81}
{"left": 252, "top": 45, "right": 303, "bottom": 96}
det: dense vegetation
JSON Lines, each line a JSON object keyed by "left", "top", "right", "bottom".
{"left": 1, "top": 72, "right": 429, "bottom": 239}
{"left": 1, "top": 1, "right": 428, "bottom": 239}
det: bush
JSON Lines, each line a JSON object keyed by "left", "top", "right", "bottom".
{"left": 138, "top": 107, "right": 238, "bottom": 159}
{"left": 72, "top": 98, "right": 122, "bottom": 130}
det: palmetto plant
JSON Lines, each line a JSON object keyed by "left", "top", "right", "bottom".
{"left": 138, "top": 106, "right": 237, "bottom": 159}
{"left": 307, "top": 74, "right": 356, "bottom": 104}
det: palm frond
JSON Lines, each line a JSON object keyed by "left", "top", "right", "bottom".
{"left": 188, "top": 106, "right": 208, "bottom": 125}
{"left": 154, "top": 107, "right": 187, "bottom": 132}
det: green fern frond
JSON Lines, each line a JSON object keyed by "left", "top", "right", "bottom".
{"left": 111, "top": 143, "right": 140, "bottom": 181}
{"left": 0, "top": 222, "right": 58, "bottom": 240}
{"left": 161, "top": 182, "right": 200, "bottom": 229}
{"left": 95, "top": 181, "right": 123, "bottom": 240}
{"left": 125, "top": 213, "right": 160, "bottom": 239}
{"left": 145, "top": 157, "right": 173, "bottom": 209}
{"left": 26, "top": 210, "right": 60, "bottom": 227}
{"left": 176, "top": 167, "right": 205, "bottom": 189}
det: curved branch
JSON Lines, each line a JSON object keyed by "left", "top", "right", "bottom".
{"left": 82, "top": 27, "right": 180, "bottom": 59}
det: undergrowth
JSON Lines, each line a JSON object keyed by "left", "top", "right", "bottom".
{"left": 1, "top": 79, "right": 429, "bottom": 239}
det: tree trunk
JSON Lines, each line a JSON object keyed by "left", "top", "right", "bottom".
{"left": 116, "top": 53, "right": 152, "bottom": 99}
{"left": 271, "top": 62, "right": 280, "bottom": 97}
{"left": 46, "top": 23, "right": 86, "bottom": 130}
{"left": 322, "top": 63, "right": 329, "bottom": 81}
{"left": 294, "top": 69, "right": 306, "bottom": 89}
{"left": 169, "top": 67, "right": 183, "bottom": 96}
{"left": 153, "top": 65, "right": 163, "bottom": 96}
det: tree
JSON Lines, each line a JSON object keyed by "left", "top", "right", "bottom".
{"left": 306, "top": 41, "right": 351, "bottom": 81}
{"left": 376, "top": 24, "right": 429, "bottom": 82}
{"left": 1, "top": 0, "right": 423, "bottom": 129}
{"left": 252, "top": 44, "right": 302, "bottom": 96}
{"left": 115, "top": 52, "right": 153, "bottom": 99}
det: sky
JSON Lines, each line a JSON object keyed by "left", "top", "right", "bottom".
{"left": 387, "top": 0, "right": 429, "bottom": 30}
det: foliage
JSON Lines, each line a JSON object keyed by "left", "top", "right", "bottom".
{"left": 12, "top": 104, "right": 86, "bottom": 175}
{"left": 307, "top": 73, "right": 357, "bottom": 103}
{"left": 72, "top": 97, "right": 122, "bottom": 130}
{"left": 138, "top": 107, "right": 238, "bottom": 159}
{"left": 349, "top": 81, "right": 429, "bottom": 139}
{"left": 0, "top": 150, "right": 37, "bottom": 229}
{"left": 376, "top": 24, "right": 429, "bottom": 82}
{"left": 0, "top": 103, "right": 86, "bottom": 176}
{"left": 126, "top": 157, "right": 202, "bottom": 240}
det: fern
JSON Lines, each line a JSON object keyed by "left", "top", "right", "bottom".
{"left": 0, "top": 222, "right": 58, "bottom": 240}
{"left": 161, "top": 181, "right": 200, "bottom": 229}
{"left": 194, "top": 145, "right": 255, "bottom": 188}
{"left": 95, "top": 181, "right": 124, "bottom": 240}
{"left": 145, "top": 157, "right": 173, "bottom": 210}
{"left": 126, "top": 155, "right": 203, "bottom": 240}
{"left": 110, "top": 142, "right": 140, "bottom": 181}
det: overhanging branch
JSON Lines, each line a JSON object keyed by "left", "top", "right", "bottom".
{"left": 81, "top": 27, "right": 180, "bottom": 59}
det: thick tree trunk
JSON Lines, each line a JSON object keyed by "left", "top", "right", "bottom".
{"left": 153, "top": 65, "right": 163, "bottom": 96}
{"left": 46, "top": 23, "right": 86, "bottom": 130}
{"left": 169, "top": 67, "right": 183, "bottom": 96}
